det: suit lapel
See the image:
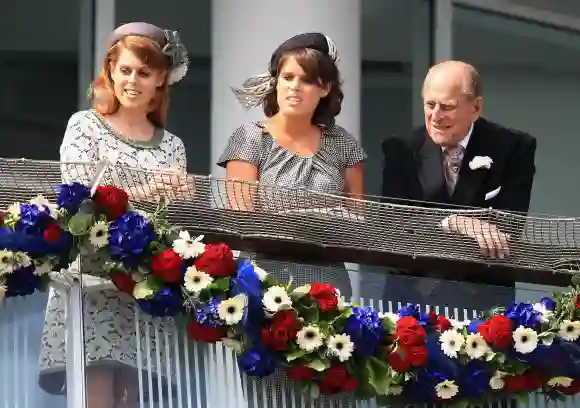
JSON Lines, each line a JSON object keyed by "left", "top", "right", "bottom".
{"left": 416, "top": 130, "right": 446, "bottom": 200}
{"left": 452, "top": 119, "right": 490, "bottom": 205}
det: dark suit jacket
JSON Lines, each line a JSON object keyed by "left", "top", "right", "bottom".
{"left": 381, "top": 117, "right": 537, "bottom": 214}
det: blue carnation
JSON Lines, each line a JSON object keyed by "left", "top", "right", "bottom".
{"left": 0, "top": 228, "right": 69, "bottom": 256}
{"left": 467, "top": 319, "right": 484, "bottom": 334}
{"left": 459, "top": 360, "right": 490, "bottom": 398}
{"left": 108, "top": 211, "right": 156, "bottom": 268}
{"left": 504, "top": 302, "right": 542, "bottom": 329}
{"left": 344, "top": 306, "right": 383, "bottom": 356}
{"left": 137, "top": 287, "right": 182, "bottom": 317}
{"left": 540, "top": 297, "right": 556, "bottom": 311}
{"left": 15, "top": 203, "right": 52, "bottom": 234}
{"left": 397, "top": 303, "right": 429, "bottom": 326}
{"left": 195, "top": 298, "right": 222, "bottom": 328}
{"left": 56, "top": 182, "right": 91, "bottom": 214}
{"left": 5, "top": 264, "right": 42, "bottom": 297}
{"left": 238, "top": 346, "right": 276, "bottom": 377}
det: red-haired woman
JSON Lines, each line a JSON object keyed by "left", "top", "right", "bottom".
{"left": 38, "top": 23, "right": 189, "bottom": 408}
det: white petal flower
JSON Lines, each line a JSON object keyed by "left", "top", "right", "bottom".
{"left": 184, "top": 266, "right": 213, "bottom": 293}
{"left": 558, "top": 320, "right": 580, "bottom": 341}
{"left": 489, "top": 372, "right": 505, "bottom": 390}
{"left": 296, "top": 325, "right": 324, "bottom": 352}
{"left": 33, "top": 258, "right": 53, "bottom": 276}
{"left": 29, "top": 195, "right": 59, "bottom": 218}
{"left": 547, "top": 377, "right": 573, "bottom": 388}
{"left": 439, "top": 330, "right": 465, "bottom": 359}
{"left": 450, "top": 319, "right": 469, "bottom": 330}
{"left": 263, "top": 286, "right": 292, "bottom": 313}
{"left": 465, "top": 333, "right": 489, "bottom": 359}
{"left": 532, "top": 302, "right": 553, "bottom": 323}
{"left": 326, "top": 334, "right": 354, "bottom": 362}
{"left": 14, "top": 252, "right": 31, "bottom": 269}
{"left": 0, "top": 250, "right": 15, "bottom": 275}
{"left": 218, "top": 294, "right": 246, "bottom": 325}
{"left": 513, "top": 326, "right": 538, "bottom": 354}
{"left": 173, "top": 231, "right": 206, "bottom": 259}
{"left": 435, "top": 380, "right": 459, "bottom": 400}
{"left": 89, "top": 221, "right": 109, "bottom": 248}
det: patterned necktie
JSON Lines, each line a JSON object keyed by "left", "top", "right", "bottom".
{"left": 443, "top": 145, "right": 465, "bottom": 194}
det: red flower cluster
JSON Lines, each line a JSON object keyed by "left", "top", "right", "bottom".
{"left": 504, "top": 370, "right": 544, "bottom": 392}
{"left": 0, "top": 211, "right": 4, "bottom": 227}
{"left": 43, "top": 223, "right": 62, "bottom": 243}
{"left": 152, "top": 248, "right": 183, "bottom": 283}
{"left": 319, "top": 364, "right": 358, "bottom": 394}
{"left": 186, "top": 322, "right": 226, "bottom": 343}
{"left": 94, "top": 186, "right": 129, "bottom": 221}
{"left": 429, "top": 312, "right": 452, "bottom": 332}
{"left": 286, "top": 365, "right": 316, "bottom": 382}
{"left": 388, "top": 316, "right": 428, "bottom": 372}
{"left": 309, "top": 283, "right": 338, "bottom": 312}
{"left": 194, "top": 243, "right": 236, "bottom": 278}
{"left": 261, "top": 310, "right": 301, "bottom": 350}
{"left": 478, "top": 316, "right": 513, "bottom": 349}
{"left": 111, "top": 273, "right": 136, "bottom": 296}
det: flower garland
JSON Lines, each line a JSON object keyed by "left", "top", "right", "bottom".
{"left": 1, "top": 182, "right": 580, "bottom": 406}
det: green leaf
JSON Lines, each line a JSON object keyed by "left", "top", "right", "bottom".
{"left": 133, "top": 278, "right": 163, "bottom": 300}
{"left": 449, "top": 400, "right": 469, "bottom": 408}
{"left": 68, "top": 213, "right": 95, "bottom": 236}
{"left": 306, "top": 358, "right": 328, "bottom": 372}
{"left": 365, "top": 356, "right": 392, "bottom": 395}
{"left": 286, "top": 349, "right": 307, "bottom": 362}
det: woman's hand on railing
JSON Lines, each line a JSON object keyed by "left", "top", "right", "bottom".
{"left": 126, "top": 169, "right": 193, "bottom": 201}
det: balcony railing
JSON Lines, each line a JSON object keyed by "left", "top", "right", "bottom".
{"left": 0, "top": 158, "right": 579, "bottom": 408}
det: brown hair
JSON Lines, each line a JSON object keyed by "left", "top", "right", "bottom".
{"left": 263, "top": 48, "right": 343, "bottom": 126}
{"left": 91, "top": 35, "right": 171, "bottom": 128}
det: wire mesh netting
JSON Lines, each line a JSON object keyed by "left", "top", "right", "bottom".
{"left": 0, "top": 158, "right": 579, "bottom": 284}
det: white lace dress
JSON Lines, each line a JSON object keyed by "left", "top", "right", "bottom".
{"left": 38, "top": 110, "right": 187, "bottom": 396}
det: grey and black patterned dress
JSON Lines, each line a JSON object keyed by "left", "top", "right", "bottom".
{"left": 218, "top": 121, "right": 367, "bottom": 408}
{"left": 38, "top": 110, "right": 186, "bottom": 395}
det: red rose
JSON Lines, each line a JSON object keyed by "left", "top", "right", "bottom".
{"left": 396, "top": 316, "right": 420, "bottom": 330}
{"left": 505, "top": 375, "right": 528, "bottom": 392}
{"left": 478, "top": 316, "right": 513, "bottom": 349}
{"left": 309, "top": 283, "right": 339, "bottom": 312}
{"left": 186, "top": 322, "right": 226, "bottom": 343}
{"left": 559, "top": 379, "right": 580, "bottom": 395}
{"left": 94, "top": 186, "right": 129, "bottom": 220}
{"left": 272, "top": 310, "right": 301, "bottom": 333}
{"left": 319, "top": 365, "right": 349, "bottom": 394}
{"left": 429, "top": 312, "right": 452, "bottom": 332}
{"left": 151, "top": 249, "right": 184, "bottom": 283}
{"left": 193, "top": 243, "right": 236, "bottom": 278}
{"left": 408, "top": 346, "right": 428, "bottom": 367}
{"left": 43, "top": 223, "right": 62, "bottom": 243}
{"left": 395, "top": 326, "right": 426, "bottom": 347}
{"left": 111, "top": 273, "right": 136, "bottom": 296}
{"left": 387, "top": 349, "right": 411, "bottom": 372}
{"left": 286, "top": 365, "right": 316, "bottom": 382}
{"left": 342, "top": 376, "right": 359, "bottom": 392}
{"left": 261, "top": 310, "right": 301, "bottom": 350}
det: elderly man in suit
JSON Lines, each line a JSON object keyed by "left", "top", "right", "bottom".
{"left": 371, "top": 60, "right": 537, "bottom": 311}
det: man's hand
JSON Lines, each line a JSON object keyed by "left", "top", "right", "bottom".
{"left": 444, "top": 215, "right": 510, "bottom": 259}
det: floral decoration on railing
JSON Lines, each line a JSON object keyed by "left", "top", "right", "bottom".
{"left": 1, "top": 182, "right": 580, "bottom": 407}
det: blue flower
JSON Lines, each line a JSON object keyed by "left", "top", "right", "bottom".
{"left": 397, "top": 303, "right": 429, "bottom": 326}
{"left": 467, "top": 319, "right": 484, "bottom": 334}
{"left": 230, "top": 260, "right": 263, "bottom": 339}
{"left": 108, "top": 211, "right": 156, "bottom": 268}
{"left": 15, "top": 203, "right": 52, "bottom": 234}
{"left": 5, "top": 264, "right": 42, "bottom": 297}
{"left": 540, "top": 297, "right": 556, "bottom": 311}
{"left": 195, "top": 298, "right": 222, "bottom": 328}
{"left": 459, "top": 360, "right": 490, "bottom": 398}
{"left": 343, "top": 306, "right": 383, "bottom": 356}
{"left": 137, "top": 287, "right": 182, "bottom": 317}
{"left": 504, "top": 302, "right": 542, "bottom": 329}
{"left": 0, "top": 228, "right": 65, "bottom": 256}
{"left": 56, "top": 182, "right": 91, "bottom": 214}
{"left": 405, "top": 368, "right": 449, "bottom": 402}
{"left": 238, "top": 346, "right": 276, "bottom": 377}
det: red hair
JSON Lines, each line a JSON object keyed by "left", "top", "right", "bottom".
{"left": 91, "top": 35, "right": 171, "bottom": 128}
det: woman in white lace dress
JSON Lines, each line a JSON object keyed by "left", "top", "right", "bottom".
{"left": 38, "top": 23, "right": 189, "bottom": 408}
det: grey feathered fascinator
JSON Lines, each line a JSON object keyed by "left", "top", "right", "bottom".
{"left": 231, "top": 32, "right": 339, "bottom": 110}
{"left": 109, "top": 22, "right": 189, "bottom": 85}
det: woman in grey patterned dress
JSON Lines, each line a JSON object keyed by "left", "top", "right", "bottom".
{"left": 38, "top": 23, "right": 189, "bottom": 408}
{"left": 219, "top": 33, "right": 366, "bottom": 408}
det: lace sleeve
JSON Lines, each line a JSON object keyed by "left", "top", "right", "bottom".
{"left": 59, "top": 111, "right": 98, "bottom": 185}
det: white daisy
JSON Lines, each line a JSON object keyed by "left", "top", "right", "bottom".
{"left": 489, "top": 371, "right": 505, "bottom": 390}
{"left": 218, "top": 294, "right": 246, "bottom": 325}
{"left": 326, "top": 334, "right": 355, "bottom": 362}
{"left": 532, "top": 302, "right": 554, "bottom": 323}
{"left": 172, "top": 231, "right": 205, "bottom": 259}
{"left": 547, "top": 377, "right": 573, "bottom": 388}
{"left": 558, "top": 320, "right": 580, "bottom": 341}
{"left": 513, "top": 326, "right": 538, "bottom": 354}
{"left": 89, "top": 221, "right": 109, "bottom": 248}
{"left": 296, "top": 325, "right": 324, "bottom": 352}
{"left": 29, "top": 195, "right": 59, "bottom": 218}
{"left": 0, "top": 250, "right": 15, "bottom": 275}
{"left": 435, "top": 380, "right": 459, "bottom": 400}
{"left": 439, "top": 330, "right": 465, "bottom": 359}
{"left": 465, "top": 333, "right": 489, "bottom": 359}
{"left": 263, "top": 286, "right": 292, "bottom": 313}
{"left": 183, "top": 266, "right": 213, "bottom": 293}
{"left": 33, "top": 258, "right": 53, "bottom": 276}
{"left": 450, "top": 319, "right": 469, "bottom": 330}
{"left": 14, "top": 252, "right": 31, "bottom": 269}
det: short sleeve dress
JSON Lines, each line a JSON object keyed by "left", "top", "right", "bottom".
{"left": 217, "top": 121, "right": 367, "bottom": 408}
{"left": 38, "top": 110, "right": 187, "bottom": 395}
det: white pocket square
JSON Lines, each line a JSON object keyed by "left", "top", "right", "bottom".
{"left": 485, "top": 186, "right": 501, "bottom": 201}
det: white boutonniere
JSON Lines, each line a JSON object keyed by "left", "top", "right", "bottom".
{"left": 469, "top": 156, "right": 493, "bottom": 170}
